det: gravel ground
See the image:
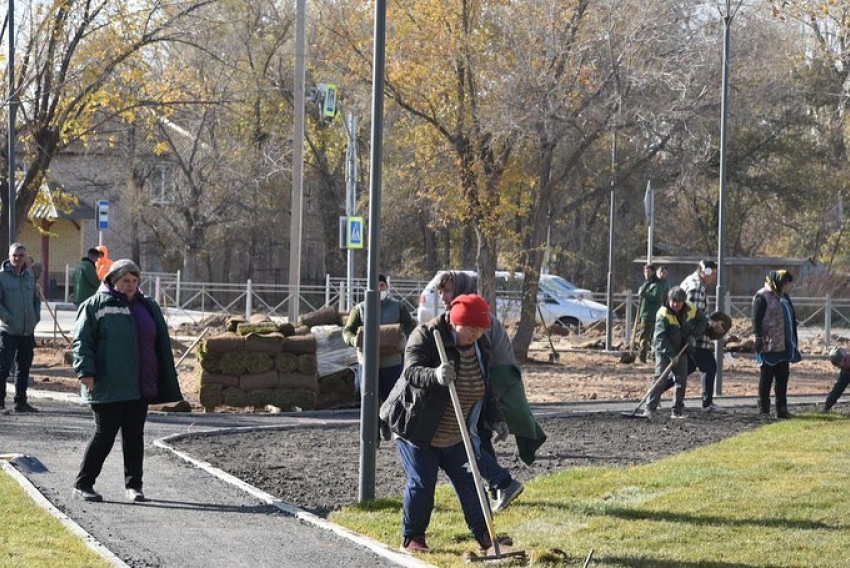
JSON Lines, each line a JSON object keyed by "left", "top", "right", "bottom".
{"left": 170, "top": 407, "right": 772, "bottom": 517}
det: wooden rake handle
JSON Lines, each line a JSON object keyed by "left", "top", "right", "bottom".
{"left": 433, "top": 330, "right": 501, "bottom": 558}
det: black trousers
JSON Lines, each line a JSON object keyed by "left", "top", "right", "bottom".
{"left": 825, "top": 370, "right": 850, "bottom": 409}
{"left": 0, "top": 332, "right": 35, "bottom": 404}
{"left": 758, "top": 362, "right": 789, "bottom": 413}
{"left": 75, "top": 399, "right": 149, "bottom": 491}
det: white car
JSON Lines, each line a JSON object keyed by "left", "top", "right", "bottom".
{"left": 415, "top": 270, "right": 609, "bottom": 330}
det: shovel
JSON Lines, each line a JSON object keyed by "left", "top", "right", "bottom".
{"left": 0, "top": 453, "right": 49, "bottom": 473}
{"left": 433, "top": 331, "right": 526, "bottom": 563}
{"left": 619, "top": 296, "right": 642, "bottom": 364}
{"left": 537, "top": 304, "right": 560, "bottom": 364}
{"left": 621, "top": 344, "right": 688, "bottom": 418}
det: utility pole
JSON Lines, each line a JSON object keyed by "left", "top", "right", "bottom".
{"left": 288, "top": 0, "right": 307, "bottom": 323}
{"left": 358, "top": 0, "right": 387, "bottom": 503}
{"left": 7, "top": 0, "right": 17, "bottom": 245}
{"left": 715, "top": 0, "right": 736, "bottom": 395}
{"left": 645, "top": 180, "right": 654, "bottom": 263}
{"left": 605, "top": 129, "right": 616, "bottom": 351}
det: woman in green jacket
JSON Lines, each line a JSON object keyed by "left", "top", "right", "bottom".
{"left": 72, "top": 259, "right": 182, "bottom": 503}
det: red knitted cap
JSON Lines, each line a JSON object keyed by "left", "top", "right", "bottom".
{"left": 449, "top": 294, "right": 491, "bottom": 329}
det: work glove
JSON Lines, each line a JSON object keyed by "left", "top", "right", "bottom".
{"left": 754, "top": 336, "right": 764, "bottom": 354}
{"left": 435, "top": 362, "right": 456, "bottom": 386}
{"left": 493, "top": 422, "right": 510, "bottom": 443}
{"left": 686, "top": 337, "right": 697, "bottom": 355}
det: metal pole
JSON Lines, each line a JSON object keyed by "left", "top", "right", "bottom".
{"left": 8, "top": 0, "right": 17, "bottom": 244}
{"left": 714, "top": 2, "right": 733, "bottom": 395}
{"left": 605, "top": 130, "right": 616, "bottom": 351}
{"left": 288, "top": 0, "right": 307, "bottom": 323}
{"left": 346, "top": 113, "right": 357, "bottom": 312}
{"left": 358, "top": 0, "right": 386, "bottom": 503}
{"left": 646, "top": 181, "right": 654, "bottom": 263}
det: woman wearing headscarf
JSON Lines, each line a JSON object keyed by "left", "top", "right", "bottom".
{"left": 72, "top": 259, "right": 183, "bottom": 502}
{"left": 752, "top": 270, "right": 801, "bottom": 419}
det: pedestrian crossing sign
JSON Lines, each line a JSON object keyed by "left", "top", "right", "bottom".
{"left": 347, "top": 216, "right": 364, "bottom": 249}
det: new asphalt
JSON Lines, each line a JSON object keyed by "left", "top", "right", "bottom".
{"left": 2, "top": 384, "right": 824, "bottom": 567}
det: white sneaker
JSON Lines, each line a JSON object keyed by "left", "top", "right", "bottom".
{"left": 493, "top": 480, "right": 524, "bottom": 512}
{"left": 126, "top": 489, "right": 147, "bottom": 503}
{"left": 642, "top": 409, "right": 655, "bottom": 421}
{"left": 702, "top": 403, "right": 726, "bottom": 413}
{"left": 670, "top": 410, "right": 686, "bottom": 419}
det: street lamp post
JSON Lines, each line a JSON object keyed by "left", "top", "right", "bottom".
{"left": 605, "top": 129, "right": 616, "bottom": 351}
{"left": 714, "top": 0, "right": 737, "bottom": 394}
{"left": 358, "top": 0, "right": 387, "bottom": 503}
{"left": 7, "top": 0, "right": 17, "bottom": 245}
{"left": 288, "top": 0, "right": 307, "bottom": 323}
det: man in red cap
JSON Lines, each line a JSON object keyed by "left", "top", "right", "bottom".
{"left": 381, "top": 293, "right": 514, "bottom": 555}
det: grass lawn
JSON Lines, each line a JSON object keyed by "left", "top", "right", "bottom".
{"left": 331, "top": 413, "right": 850, "bottom": 567}
{"left": 0, "top": 468, "right": 111, "bottom": 568}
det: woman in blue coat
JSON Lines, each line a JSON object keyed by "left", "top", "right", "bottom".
{"left": 72, "top": 259, "right": 183, "bottom": 503}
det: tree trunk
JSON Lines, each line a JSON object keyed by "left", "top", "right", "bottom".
{"left": 513, "top": 141, "right": 556, "bottom": 361}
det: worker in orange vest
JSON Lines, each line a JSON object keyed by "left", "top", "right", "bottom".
{"left": 94, "top": 246, "right": 113, "bottom": 281}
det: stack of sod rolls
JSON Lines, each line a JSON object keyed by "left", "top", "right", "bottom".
{"left": 196, "top": 316, "right": 319, "bottom": 412}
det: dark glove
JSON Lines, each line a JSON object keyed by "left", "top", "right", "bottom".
{"left": 493, "top": 422, "right": 510, "bottom": 443}
{"left": 686, "top": 337, "right": 697, "bottom": 355}
{"left": 754, "top": 336, "right": 764, "bottom": 354}
{"left": 435, "top": 362, "right": 456, "bottom": 386}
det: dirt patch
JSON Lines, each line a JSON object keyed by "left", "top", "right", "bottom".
{"left": 170, "top": 408, "right": 773, "bottom": 517}
{"left": 28, "top": 328, "right": 839, "bottom": 518}
{"left": 27, "top": 337, "right": 835, "bottom": 408}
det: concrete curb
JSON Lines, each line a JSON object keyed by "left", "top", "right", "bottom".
{"left": 154, "top": 433, "right": 434, "bottom": 568}
{"left": 0, "top": 460, "right": 129, "bottom": 567}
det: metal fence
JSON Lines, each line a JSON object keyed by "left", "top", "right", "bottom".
{"left": 62, "top": 265, "right": 850, "bottom": 345}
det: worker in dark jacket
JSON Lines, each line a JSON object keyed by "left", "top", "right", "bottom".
{"left": 72, "top": 259, "right": 183, "bottom": 503}
{"left": 643, "top": 286, "right": 707, "bottom": 420}
{"left": 637, "top": 264, "right": 667, "bottom": 363}
{"left": 342, "top": 274, "right": 416, "bottom": 401}
{"left": 382, "top": 294, "right": 509, "bottom": 555}
{"left": 73, "top": 248, "right": 102, "bottom": 306}
{"left": 821, "top": 346, "right": 850, "bottom": 412}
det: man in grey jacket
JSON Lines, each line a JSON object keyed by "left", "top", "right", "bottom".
{"left": 0, "top": 243, "right": 41, "bottom": 412}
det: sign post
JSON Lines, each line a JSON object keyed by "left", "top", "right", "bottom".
{"left": 96, "top": 200, "right": 109, "bottom": 246}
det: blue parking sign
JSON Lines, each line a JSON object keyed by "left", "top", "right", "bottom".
{"left": 348, "top": 216, "right": 364, "bottom": 249}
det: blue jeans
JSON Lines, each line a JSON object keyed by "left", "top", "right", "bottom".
{"left": 396, "top": 437, "right": 486, "bottom": 540}
{"left": 0, "top": 332, "right": 35, "bottom": 405}
{"left": 477, "top": 433, "right": 511, "bottom": 491}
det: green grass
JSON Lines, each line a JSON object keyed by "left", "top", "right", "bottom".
{"left": 331, "top": 413, "right": 850, "bottom": 567}
{"left": 0, "top": 469, "right": 111, "bottom": 568}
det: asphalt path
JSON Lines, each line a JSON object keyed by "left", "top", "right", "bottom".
{"left": 0, "top": 389, "right": 423, "bottom": 568}
{"left": 3, "top": 384, "right": 825, "bottom": 567}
